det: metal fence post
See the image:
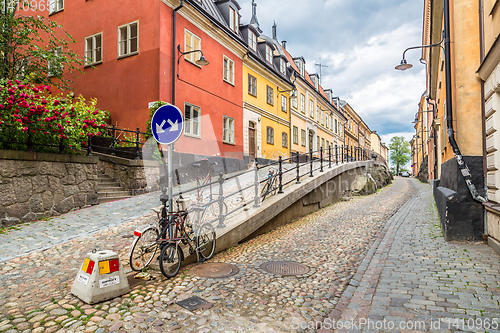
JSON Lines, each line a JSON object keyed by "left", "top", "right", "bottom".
{"left": 59, "top": 138, "right": 64, "bottom": 153}
{"left": 335, "top": 144, "right": 338, "bottom": 165}
{"left": 329, "top": 146, "right": 332, "bottom": 168}
{"left": 320, "top": 147, "right": 323, "bottom": 172}
{"left": 111, "top": 124, "right": 116, "bottom": 155}
{"left": 253, "top": 161, "right": 260, "bottom": 208}
{"left": 296, "top": 151, "right": 300, "bottom": 184}
{"left": 309, "top": 148, "right": 313, "bottom": 177}
{"left": 342, "top": 146, "right": 344, "bottom": 164}
{"left": 135, "top": 127, "right": 140, "bottom": 160}
{"left": 217, "top": 171, "right": 226, "bottom": 229}
{"left": 278, "top": 156, "right": 284, "bottom": 194}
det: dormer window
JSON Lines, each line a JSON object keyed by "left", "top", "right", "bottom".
{"left": 294, "top": 58, "right": 305, "bottom": 77}
{"left": 229, "top": 7, "right": 238, "bottom": 33}
{"left": 248, "top": 30, "right": 257, "bottom": 51}
{"left": 266, "top": 45, "right": 273, "bottom": 63}
{"left": 280, "top": 58, "right": 286, "bottom": 75}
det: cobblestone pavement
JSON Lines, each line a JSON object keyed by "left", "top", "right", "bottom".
{"left": 0, "top": 171, "right": 409, "bottom": 332}
{"left": 319, "top": 178, "right": 500, "bottom": 333}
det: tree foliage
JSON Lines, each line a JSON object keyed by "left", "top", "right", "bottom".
{"left": 389, "top": 136, "right": 410, "bottom": 175}
{"left": 0, "top": 2, "right": 82, "bottom": 90}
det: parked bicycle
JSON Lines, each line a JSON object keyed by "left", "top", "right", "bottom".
{"left": 129, "top": 188, "right": 216, "bottom": 278}
{"left": 261, "top": 168, "right": 278, "bottom": 201}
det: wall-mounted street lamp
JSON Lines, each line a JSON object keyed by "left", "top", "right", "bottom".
{"left": 177, "top": 44, "right": 210, "bottom": 66}
{"left": 277, "top": 71, "right": 297, "bottom": 97}
{"left": 395, "top": 38, "right": 444, "bottom": 71}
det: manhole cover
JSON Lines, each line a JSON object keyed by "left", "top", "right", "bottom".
{"left": 176, "top": 296, "right": 211, "bottom": 311}
{"left": 260, "top": 261, "right": 309, "bottom": 276}
{"left": 189, "top": 262, "right": 239, "bottom": 278}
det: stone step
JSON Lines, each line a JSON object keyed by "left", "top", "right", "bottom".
{"left": 97, "top": 186, "right": 124, "bottom": 191}
{"left": 98, "top": 196, "right": 132, "bottom": 204}
{"left": 98, "top": 190, "right": 131, "bottom": 198}
{"left": 97, "top": 181, "right": 121, "bottom": 187}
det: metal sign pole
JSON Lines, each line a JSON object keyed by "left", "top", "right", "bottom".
{"left": 168, "top": 144, "right": 173, "bottom": 213}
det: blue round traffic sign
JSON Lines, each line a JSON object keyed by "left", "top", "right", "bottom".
{"left": 151, "top": 104, "right": 184, "bottom": 144}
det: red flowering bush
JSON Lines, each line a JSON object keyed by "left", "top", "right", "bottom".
{"left": 0, "top": 79, "right": 109, "bottom": 152}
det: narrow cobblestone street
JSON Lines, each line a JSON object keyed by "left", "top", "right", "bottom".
{"left": 0, "top": 178, "right": 498, "bottom": 333}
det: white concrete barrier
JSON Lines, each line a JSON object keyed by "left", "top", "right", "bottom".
{"left": 71, "top": 250, "right": 130, "bottom": 304}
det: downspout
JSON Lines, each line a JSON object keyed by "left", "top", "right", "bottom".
{"left": 479, "top": 0, "right": 487, "bottom": 185}
{"left": 427, "top": 98, "right": 438, "bottom": 179}
{"left": 443, "top": 0, "right": 486, "bottom": 202}
{"left": 172, "top": 0, "right": 185, "bottom": 106}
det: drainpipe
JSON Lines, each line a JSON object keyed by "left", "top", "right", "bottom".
{"left": 427, "top": 98, "right": 439, "bottom": 180}
{"left": 443, "top": 0, "right": 485, "bottom": 202}
{"left": 172, "top": 0, "right": 185, "bottom": 106}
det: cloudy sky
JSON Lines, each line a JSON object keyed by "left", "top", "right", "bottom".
{"left": 239, "top": 0, "right": 426, "bottom": 149}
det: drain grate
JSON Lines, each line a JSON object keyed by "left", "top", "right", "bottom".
{"left": 176, "top": 296, "right": 211, "bottom": 311}
{"left": 189, "top": 262, "right": 239, "bottom": 278}
{"left": 260, "top": 261, "right": 309, "bottom": 276}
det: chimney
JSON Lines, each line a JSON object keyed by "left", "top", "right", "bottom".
{"left": 272, "top": 21, "right": 277, "bottom": 40}
{"left": 281, "top": 41, "right": 287, "bottom": 49}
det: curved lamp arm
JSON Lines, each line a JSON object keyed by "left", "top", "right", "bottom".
{"left": 395, "top": 38, "right": 444, "bottom": 70}
{"left": 177, "top": 44, "right": 210, "bottom": 66}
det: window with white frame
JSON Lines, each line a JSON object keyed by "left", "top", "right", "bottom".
{"left": 184, "top": 29, "right": 201, "bottom": 64}
{"left": 184, "top": 103, "right": 201, "bottom": 137}
{"left": 248, "top": 74, "right": 257, "bottom": 96}
{"left": 266, "top": 85, "right": 274, "bottom": 105}
{"left": 223, "top": 116, "right": 235, "bottom": 144}
{"left": 280, "top": 58, "right": 286, "bottom": 75}
{"left": 321, "top": 138, "right": 325, "bottom": 148}
{"left": 248, "top": 30, "right": 257, "bottom": 51}
{"left": 85, "top": 33, "right": 102, "bottom": 66}
{"left": 48, "top": 46, "right": 62, "bottom": 77}
{"left": 266, "top": 45, "right": 273, "bottom": 63}
{"left": 267, "top": 126, "right": 274, "bottom": 144}
{"left": 317, "top": 135, "right": 320, "bottom": 150}
{"left": 229, "top": 7, "right": 238, "bottom": 33}
{"left": 316, "top": 106, "right": 320, "bottom": 122}
{"left": 282, "top": 132, "right": 288, "bottom": 148}
{"left": 292, "top": 95, "right": 297, "bottom": 109}
{"left": 223, "top": 56, "right": 235, "bottom": 85}
{"left": 301, "top": 94, "right": 305, "bottom": 113}
{"left": 301, "top": 129, "right": 306, "bottom": 146}
{"left": 309, "top": 100, "right": 314, "bottom": 118}
{"left": 49, "top": 0, "right": 63, "bottom": 14}
{"left": 335, "top": 118, "right": 338, "bottom": 133}
{"left": 293, "top": 126, "right": 298, "bottom": 145}
{"left": 325, "top": 113, "right": 329, "bottom": 128}
{"left": 118, "top": 21, "right": 138, "bottom": 58}
{"left": 321, "top": 109, "right": 324, "bottom": 125}
{"left": 281, "top": 95, "right": 287, "bottom": 112}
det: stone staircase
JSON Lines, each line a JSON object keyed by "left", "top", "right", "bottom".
{"left": 97, "top": 173, "right": 131, "bottom": 204}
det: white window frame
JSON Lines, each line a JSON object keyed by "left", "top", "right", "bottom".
{"left": 316, "top": 106, "right": 320, "bottom": 123}
{"left": 280, "top": 58, "right": 286, "bottom": 75}
{"left": 266, "top": 85, "right": 274, "bottom": 105}
{"left": 223, "top": 55, "right": 235, "bottom": 85}
{"left": 266, "top": 45, "right": 273, "bottom": 63}
{"left": 229, "top": 7, "right": 238, "bottom": 33}
{"left": 118, "top": 21, "right": 139, "bottom": 58}
{"left": 48, "top": 46, "right": 63, "bottom": 77}
{"left": 49, "top": 0, "right": 63, "bottom": 14}
{"left": 85, "top": 32, "right": 103, "bottom": 66}
{"left": 184, "top": 29, "right": 201, "bottom": 65}
{"left": 292, "top": 95, "right": 298, "bottom": 109}
{"left": 248, "top": 73, "right": 257, "bottom": 96}
{"left": 309, "top": 100, "right": 314, "bottom": 118}
{"left": 300, "top": 94, "right": 306, "bottom": 113}
{"left": 281, "top": 95, "right": 287, "bottom": 112}
{"left": 248, "top": 30, "right": 257, "bottom": 51}
{"left": 267, "top": 126, "right": 274, "bottom": 144}
{"left": 293, "top": 126, "right": 299, "bottom": 145}
{"left": 223, "top": 116, "right": 235, "bottom": 144}
{"left": 301, "top": 129, "right": 306, "bottom": 146}
{"left": 184, "top": 103, "right": 201, "bottom": 138}
{"left": 282, "top": 132, "right": 288, "bottom": 148}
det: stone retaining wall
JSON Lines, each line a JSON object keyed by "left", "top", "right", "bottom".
{"left": 0, "top": 150, "right": 99, "bottom": 227}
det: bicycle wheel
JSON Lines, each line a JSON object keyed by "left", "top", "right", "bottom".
{"left": 196, "top": 222, "right": 216, "bottom": 261}
{"left": 159, "top": 243, "right": 182, "bottom": 278}
{"left": 270, "top": 176, "right": 278, "bottom": 195}
{"left": 129, "top": 227, "right": 159, "bottom": 271}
